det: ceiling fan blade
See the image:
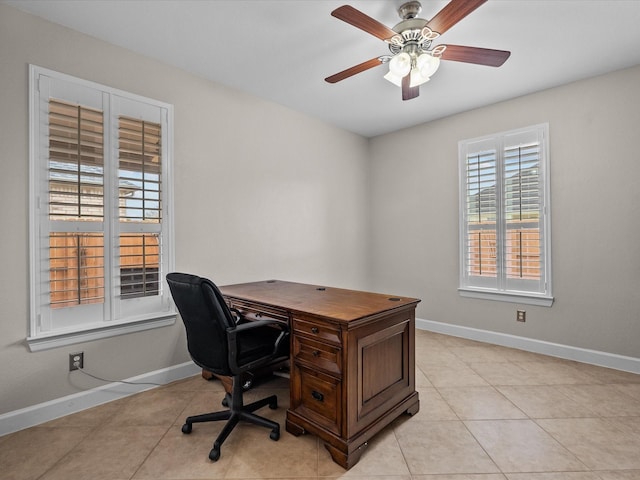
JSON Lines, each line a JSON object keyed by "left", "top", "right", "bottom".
{"left": 426, "top": 0, "right": 487, "bottom": 35}
{"left": 402, "top": 74, "right": 419, "bottom": 101}
{"left": 331, "top": 5, "right": 397, "bottom": 41}
{"left": 325, "top": 57, "right": 384, "bottom": 84}
{"left": 440, "top": 45, "right": 511, "bottom": 67}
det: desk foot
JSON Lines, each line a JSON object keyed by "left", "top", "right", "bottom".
{"left": 285, "top": 418, "right": 305, "bottom": 436}
{"left": 406, "top": 400, "right": 420, "bottom": 416}
{"left": 324, "top": 442, "right": 367, "bottom": 470}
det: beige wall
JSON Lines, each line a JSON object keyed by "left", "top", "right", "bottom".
{"left": 0, "top": 5, "right": 370, "bottom": 415}
{"left": 369, "top": 64, "right": 640, "bottom": 359}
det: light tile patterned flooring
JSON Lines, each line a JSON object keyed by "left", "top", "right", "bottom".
{"left": 2, "top": 330, "right": 640, "bottom": 479}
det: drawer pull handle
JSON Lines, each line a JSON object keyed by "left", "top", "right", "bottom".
{"left": 311, "top": 390, "right": 324, "bottom": 402}
{"left": 312, "top": 350, "right": 320, "bottom": 357}
{"left": 311, "top": 327, "right": 319, "bottom": 334}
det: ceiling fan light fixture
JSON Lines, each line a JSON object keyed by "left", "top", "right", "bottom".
{"left": 384, "top": 64, "right": 431, "bottom": 88}
{"left": 385, "top": 51, "right": 439, "bottom": 89}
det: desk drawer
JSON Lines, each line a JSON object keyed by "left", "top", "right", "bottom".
{"left": 293, "top": 317, "right": 341, "bottom": 345}
{"left": 293, "top": 335, "right": 341, "bottom": 377}
{"left": 293, "top": 365, "right": 341, "bottom": 435}
{"left": 227, "top": 299, "right": 289, "bottom": 323}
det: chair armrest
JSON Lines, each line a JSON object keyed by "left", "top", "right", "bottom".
{"left": 226, "top": 318, "right": 289, "bottom": 374}
{"left": 233, "top": 317, "right": 288, "bottom": 332}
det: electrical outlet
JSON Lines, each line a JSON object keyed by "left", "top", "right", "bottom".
{"left": 69, "top": 352, "right": 84, "bottom": 371}
{"left": 516, "top": 310, "right": 526, "bottom": 322}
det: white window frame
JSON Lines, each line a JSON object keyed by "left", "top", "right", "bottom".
{"left": 458, "top": 123, "right": 553, "bottom": 306}
{"left": 28, "top": 65, "right": 176, "bottom": 351}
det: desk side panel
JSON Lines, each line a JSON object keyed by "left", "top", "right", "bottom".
{"left": 345, "top": 306, "right": 417, "bottom": 436}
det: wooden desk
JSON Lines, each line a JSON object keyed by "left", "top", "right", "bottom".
{"left": 220, "top": 280, "right": 420, "bottom": 469}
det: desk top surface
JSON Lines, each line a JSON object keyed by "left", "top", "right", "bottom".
{"left": 219, "top": 280, "right": 420, "bottom": 322}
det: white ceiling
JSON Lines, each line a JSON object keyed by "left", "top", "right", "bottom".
{"left": 6, "top": 0, "right": 640, "bottom": 137}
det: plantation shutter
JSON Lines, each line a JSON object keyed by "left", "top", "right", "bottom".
{"left": 117, "top": 116, "right": 162, "bottom": 300}
{"left": 503, "top": 128, "right": 547, "bottom": 294}
{"left": 459, "top": 124, "right": 551, "bottom": 305}
{"left": 461, "top": 138, "right": 499, "bottom": 290}
{"left": 29, "top": 66, "right": 175, "bottom": 347}
{"left": 48, "top": 100, "right": 106, "bottom": 309}
{"left": 112, "top": 96, "right": 169, "bottom": 321}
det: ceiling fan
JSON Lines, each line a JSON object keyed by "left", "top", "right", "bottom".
{"left": 325, "top": 0, "right": 511, "bottom": 101}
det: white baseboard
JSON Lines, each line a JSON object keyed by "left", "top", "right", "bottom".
{"left": 416, "top": 318, "right": 640, "bottom": 375}
{"left": 0, "top": 361, "right": 201, "bottom": 437}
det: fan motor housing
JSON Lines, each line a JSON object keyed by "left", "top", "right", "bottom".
{"left": 389, "top": 18, "right": 432, "bottom": 55}
{"left": 392, "top": 17, "right": 429, "bottom": 35}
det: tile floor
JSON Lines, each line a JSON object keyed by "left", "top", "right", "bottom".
{"left": 2, "top": 330, "right": 640, "bottom": 479}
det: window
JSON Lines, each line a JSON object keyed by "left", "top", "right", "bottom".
{"left": 458, "top": 124, "right": 552, "bottom": 306}
{"left": 28, "top": 66, "right": 175, "bottom": 351}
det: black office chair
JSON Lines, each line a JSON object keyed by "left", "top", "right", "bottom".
{"left": 166, "top": 272, "right": 290, "bottom": 461}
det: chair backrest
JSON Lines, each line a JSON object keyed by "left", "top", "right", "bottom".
{"left": 166, "top": 272, "right": 236, "bottom": 375}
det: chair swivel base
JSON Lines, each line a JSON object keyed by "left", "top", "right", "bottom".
{"left": 181, "top": 389, "right": 280, "bottom": 461}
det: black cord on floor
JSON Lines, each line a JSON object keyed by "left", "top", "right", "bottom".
{"left": 76, "top": 367, "right": 163, "bottom": 386}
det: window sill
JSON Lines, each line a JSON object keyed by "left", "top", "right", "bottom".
{"left": 458, "top": 288, "right": 554, "bottom": 307}
{"left": 27, "top": 314, "right": 176, "bottom": 352}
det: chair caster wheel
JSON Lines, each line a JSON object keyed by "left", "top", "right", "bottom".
{"left": 269, "top": 399, "right": 278, "bottom": 410}
{"left": 181, "top": 423, "right": 192, "bottom": 434}
{"left": 209, "top": 447, "right": 220, "bottom": 461}
{"left": 222, "top": 397, "right": 228, "bottom": 407}
{"left": 270, "top": 429, "right": 280, "bottom": 441}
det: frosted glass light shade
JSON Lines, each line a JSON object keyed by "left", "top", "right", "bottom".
{"left": 388, "top": 52, "right": 412, "bottom": 76}
{"left": 383, "top": 70, "right": 403, "bottom": 87}
{"left": 416, "top": 53, "right": 440, "bottom": 78}
{"left": 410, "top": 69, "right": 430, "bottom": 87}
